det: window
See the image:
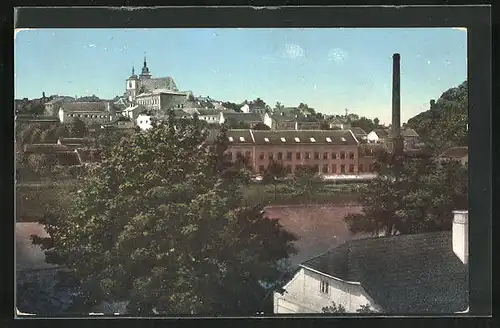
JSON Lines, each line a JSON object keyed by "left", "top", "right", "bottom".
{"left": 314, "top": 152, "right": 320, "bottom": 160}
{"left": 305, "top": 152, "right": 311, "bottom": 159}
{"left": 296, "top": 152, "right": 301, "bottom": 160}
{"left": 359, "top": 164, "right": 364, "bottom": 172}
{"left": 277, "top": 152, "right": 283, "bottom": 160}
{"left": 341, "top": 164, "right": 346, "bottom": 173}
{"left": 286, "top": 165, "right": 292, "bottom": 173}
{"left": 322, "top": 164, "right": 329, "bottom": 174}
{"left": 340, "top": 151, "right": 346, "bottom": 159}
{"left": 227, "top": 152, "right": 233, "bottom": 160}
{"left": 349, "top": 164, "right": 355, "bottom": 173}
{"left": 264, "top": 137, "right": 270, "bottom": 143}
{"left": 286, "top": 152, "right": 292, "bottom": 160}
{"left": 245, "top": 151, "right": 251, "bottom": 158}
{"left": 259, "top": 152, "right": 265, "bottom": 160}
{"left": 323, "top": 152, "right": 329, "bottom": 160}
{"left": 228, "top": 136, "right": 234, "bottom": 142}
{"left": 240, "top": 137, "right": 245, "bottom": 142}
{"left": 332, "top": 152, "right": 337, "bottom": 160}
{"left": 320, "top": 280, "right": 329, "bottom": 294}
{"left": 281, "top": 137, "right": 286, "bottom": 142}
{"left": 259, "top": 165, "right": 265, "bottom": 172}
{"left": 310, "top": 137, "right": 316, "bottom": 142}
{"left": 326, "top": 137, "right": 332, "bottom": 143}
{"left": 236, "top": 151, "right": 242, "bottom": 158}
{"left": 314, "top": 164, "right": 319, "bottom": 172}
{"left": 349, "top": 152, "right": 355, "bottom": 160}
{"left": 294, "top": 137, "right": 300, "bottom": 142}
{"left": 369, "top": 164, "right": 374, "bottom": 172}
{"left": 332, "top": 164, "right": 337, "bottom": 173}
{"left": 341, "top": 137, "right": 347, "bottom": 142}
{"left": 268, "top": 152, "right": 274, "bottom": 160}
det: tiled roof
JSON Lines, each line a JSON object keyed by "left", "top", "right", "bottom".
{"left": 439, "top": 146, "right": 468, "bottom": 159}
{"left": 140, "top": 77, "right": 179, "bottom": 92}
{"left": 251, "top": 129, "right": 358, "bottom": 145}
{"left": 60, "top": 102, "right": 108, "bottom": 113}
{"left": 226, "top": 129, "right": 255, "bottom": 145}
{"left": 197, "top": 109, "right": 222, "bottom": 116}
{"left": 301, "top": 231, "right": 468, "bottom": 313}
{"left": 222, "top": 112, "right": 263, "bottom": 123}
{"left": 55, "top": 151, "right": 82, "bottom": 166}
{"left": 372, "top": 128, "right": 389, "bottom": 138}
{"left": 24, "top": 144, "right": 69, "bottom": 154}
{"left": 402, "top": 128, "right": 420, "bottom": 138}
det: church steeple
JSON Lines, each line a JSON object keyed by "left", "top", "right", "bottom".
{"left": 140, "top": 53, "right": 151, "bottom": 78}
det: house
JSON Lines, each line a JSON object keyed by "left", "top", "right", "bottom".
{"left": 264, "top": 112, "right": 321, "bottom": 130}
{"left": 195, "top": 108, "right": 222, "bottom": 124}
{"left": 328, "top": 117, "right": 349, "bottom": 130}
{"left": 219, "top": 112, "right": 264, "bottom": 128}
{"left": 43, "top": 96, "right": 75, "bottom": 116}
{"left": 401, "top": 128, "right": 420, "bottom": 148}
{"left": 58, "top": 102, "right": 114, "bottom": 124}
{"left": 438, "top": 146, "right": 468, "bottom": 166}
{"left": 134, "top": 89, "right": 191, "bottom": 111}
{"left": 274, "top": 210, "right": 469, "bottom": 314}
{"left": 349, "top": 127, "right": 368, "bottom": 141}
{"left": 366, "top": 128, "right": 390, "bottom": 144}
{"left": 122, "top": 104, "right": 147, "bottom": 120}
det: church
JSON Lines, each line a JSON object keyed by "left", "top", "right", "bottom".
{"left": 124, "top": 56, "right": 193, "bottom": 112}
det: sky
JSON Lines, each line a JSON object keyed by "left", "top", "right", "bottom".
{"left": 14, "top": 28, "right": 466, "bottom": 124}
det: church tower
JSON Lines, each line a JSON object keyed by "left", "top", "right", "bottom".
{"left": 126, "top": 66, "right": 139, "bottom": 103}
{"left": 139, "top": 55, "right": 152, "bottom": 80}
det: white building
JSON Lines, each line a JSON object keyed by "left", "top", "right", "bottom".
{"left": 274, "top": 210, "right": 469, "bottom": 314}
{"left": 366, "top": 129, "right": 390, "bottom": 144}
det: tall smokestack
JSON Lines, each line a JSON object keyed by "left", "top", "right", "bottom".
{"left": 392, "top": 53, "right": 401, "bottom": 138}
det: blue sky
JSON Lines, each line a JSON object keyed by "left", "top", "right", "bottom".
{"left": 15, "top": 28, "right": 466, "bottom": 124}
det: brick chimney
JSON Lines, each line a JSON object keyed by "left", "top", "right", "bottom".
{"left": 390, "top": 53, "right": 404, "bottom": 154}
{"left": 452, "top": 210, "right": 468, "bottom": 264}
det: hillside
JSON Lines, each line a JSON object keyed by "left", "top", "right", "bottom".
{"left": 406, "top": 81, "right": 468, "bottom": 154}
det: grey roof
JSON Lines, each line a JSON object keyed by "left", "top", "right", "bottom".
{"left": 55, "top": 152, "right": 82, "bottom": 166}
{"left": 140, "top": 77, "right": 179, "bottom": 92}
{"left": 372, "top": 128, "right": 389, "bottom": 138}
{"left": 24, "top": 144, "right": 70, "bottom": 154}
{"left": 197, "top": 109, "right": 222, "bottom": 116}
{"left": 223, "top": 112, "right": 263, "bottom": 123}
{"left": 58, "top": 138, "right": 96, "bottom": 146}
{"left": 402, "top": 128, "right": 420, "bottom": 138}
{"left": 251, "top": 130, "right": 358, "bottom": 146}
{"left": 439, "top": 146, "right": 468, "bottom": 159}
{"left": 226, "top": 129, "right": 255, "bottom": 145}
{"left": 60, "top": 102, "right": 108, "bottom": 113}
{"left": 350, "top": 127, "right": 367, "bottom": 136}
{"left": 302, "top": 231, "right": 468, "bottom": 313}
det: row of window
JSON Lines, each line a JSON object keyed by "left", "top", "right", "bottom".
{"left": 67, "top": 113, "right": 107, "bottom": 119}
{"left": 138, "top": 98, "right": 160, "bottom": 106}
{"left": 258, "top": 151, "right": 355, "bottom": 161}
{"left": 257, "top": 163, "right": 367, "bottom": 174}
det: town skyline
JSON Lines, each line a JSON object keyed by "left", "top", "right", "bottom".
{"left": 15, "top": 28, "right": 466, "bottom": 124}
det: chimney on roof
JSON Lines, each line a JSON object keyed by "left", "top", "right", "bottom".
{"left": 452, "top": 210, "right": 468, "bottom": 264}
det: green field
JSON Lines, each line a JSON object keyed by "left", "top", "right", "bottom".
{"left": 16, "top": 179, "right": 361, "bottom": 222}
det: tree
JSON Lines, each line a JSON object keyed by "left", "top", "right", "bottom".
{"left": 288, "top": 165, "right": 321, "bottom": 200}
{"left": 69, "top": 118, "right": 89, "bottom": 138}
{"left": 351, "top": 117, "right": 375, "bottom": 134}
{"left": 297, "top": 103, "right": 315, "bottom": 117}
{"left": 222, "top": 102, "right": 242, "bottom": 112}
{"left": 406, "top": 81, "right": 467, "bottom": 155}
{"left": 33, "top": 114, "right": 297, "bottom": 315}
{"left": 40, "top": 127, "right": 58, "bottom": 143}
{"left": 262, "top": 160, "right": 287, "bottom": 200}
{"left": 54, "top": 124, "right": 71, "bottom": 140}
{"left": 344, "top": 156, "right": 468, "bottom": 236}
{"left": 274, "top": 102, "right": 284, "bottom": 112}
{"left": 322, "top": 301, "right": 375, "bottom": 313}
{"left": 25, "top": 153, "right": 57, "bottom": 175}
{"left": 227, "top": 120, "right": 251, "bottom": 129}
{"left": 373, "top": 117, "right": 380, "bottom": 127}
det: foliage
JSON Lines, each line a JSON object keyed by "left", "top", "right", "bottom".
{"left": 288, "top": 165, "right": 322, "bottom": 198}
{"left": 350, "top": 117, "right": 376, "bottom": 134}
{"left": 24, "top": 154, "right": 58, "bottom": 175}
{"left": 322, "top": 301, "right": 346, "bottom": 313}
{"left": 221, "top": 102, "right": 242, "bottom": 112}
{"left": 252, "top": 122, "right": 271, "bottom": 130}
{"left": 262, "top": 160, "right": 287, "bottom": 200}
{"left": 274, "top": 102, "right": 284, "bottom": 112}
{"left": 227, "top": 119, "right": 251, "bottom": 129}
{"left": 406, "top": 81, "right": 468, "bottom": 155}
{"left": 356, "top": 304, "right": 375, "bottom": 313}
{"left": 69, "top": 118, "right": 89, "bottom": 138}
{"left": 297, "top": 103, "right": 315, "bottom": 117}
{"left": 33, "top": 113, "right": 297, "bottom": 315}
{"left": 16, "top": 99, "right": 45, "bottom": 115}
{"left": 345, "top": 156, "right": 468, "bottom": 236}
{"left": 373, "top": 117, "right": 380, "bottom": 127}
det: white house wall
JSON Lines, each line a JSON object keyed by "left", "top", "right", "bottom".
{"left": 274, "top": 267, "right": 377, "bottom": 314}
{"left": 366, "top": 131, "right": 380, "bottom": 143}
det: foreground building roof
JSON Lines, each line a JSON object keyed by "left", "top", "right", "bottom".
{"left": 301, "top": 231, "right": 468, "bottom": 313}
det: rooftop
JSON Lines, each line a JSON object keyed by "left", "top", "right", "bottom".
{"left": 60, "top": 102, "right": 109, "bottom": 113}
{"left": 301, "top": 231, "right": 468, "bottom": 313}
{"left": 439, "top": 146, "right": 468, "bottom": 159}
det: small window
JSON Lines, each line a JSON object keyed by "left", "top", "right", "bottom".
{"left": 314, "top": 164, "right": 319, "bottom": 172}
{"left": 296, "top": 152, "right": 301, "bottom": 160}
{"left": 340, "top": 151, "right": 346, "bottom": 160}
{"left": 332, "top": 152, "right": 337, "bottom": 160}
{"left": 314, "top": 152, "right": 320, "bottom": 160}
{"left": 286, "top": 152, "right": 292, "bottom": 160}
{"left": 259, "top": 165, "right": 265, "bottom": 172}
{"left": 286, "top": 165, "right": 292, "bottom": 173}
{"left": 369, "top": 164, "right": 374, "bottom": 172}
{"left": 305, "top": 152, "right": 311, "bottom": 160}
{"left": 323, "top": 152, "right": 328, "bottom": 160}
{"left": 228, "top": 137, "right": 234, "bottom": 142}
{"left": 236, "top": 151, "right": 242, "bottom": 158}
{"left": 277, "top": 152, "right": 283, "bottom": 160}
{"left": 359, "top": 164, "right": 364, "bottom": 172}
{"left": 310, "top": 137, "right": 316, "bottom": 142}
{"left": 268, "top": 152, "right": 274, "bottom": 160}
{"left": 322, "top": 164, "right": 329, "bottom": 174}
{"left": 245, "top": 151, "right": 251, "bottom": 158}
{"left": 294, "top": 137, "right": 300, "bottom": 143}
{"left": 240, "top": 137, "right": 245, "bottom": 142}
{"left": 264, "top": 137, "right": 270, "bottom": 143}
{"left": 341, "top": 164, "right": 346, "bottom": 173}
{"left": 320, "top": 280, "right": 329, "bottom": 294}
{"left": 326, "top": 137, "right": 332, "bottom": 143}
{"left": 341, "top": 137, "right": 347, "bottom": 142}
{"left": 281, "top": 137, "right": 286, "bottom": 142}
{"left": 259, "top": 152, "right": 265, "bottom": 160}
{"left": 349, "top": 152, "right": 355, "bottom": 160}
{"left": 349, "top": 164, "right": 355, "bottom": 173}
{"left": 332, "top": 164, "right": 337, "bottom": 173}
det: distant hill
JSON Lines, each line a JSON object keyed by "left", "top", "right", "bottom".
{"left": 406, "top": 81, "right": 467, "bottom": 154}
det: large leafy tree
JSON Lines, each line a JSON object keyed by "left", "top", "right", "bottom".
{"left": 350, "top": 117, "right": 376, "bottom": 134}
{"left": 33, "top": 112, "right": 297, "bottom": 315}
{"left": 288, "top": 165, "right": 321, "bottom": 199}
{"left": 345, "top": 155, "right": 468, "bottom": 236}
{"left": 406, "top": 81, "right": 468, "bottom": 154}
{"left": 69, "top": 118, "right": 89, "bottom": 138}
{"left": 262, "top": 160, "right": 287, "bottom": 200}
